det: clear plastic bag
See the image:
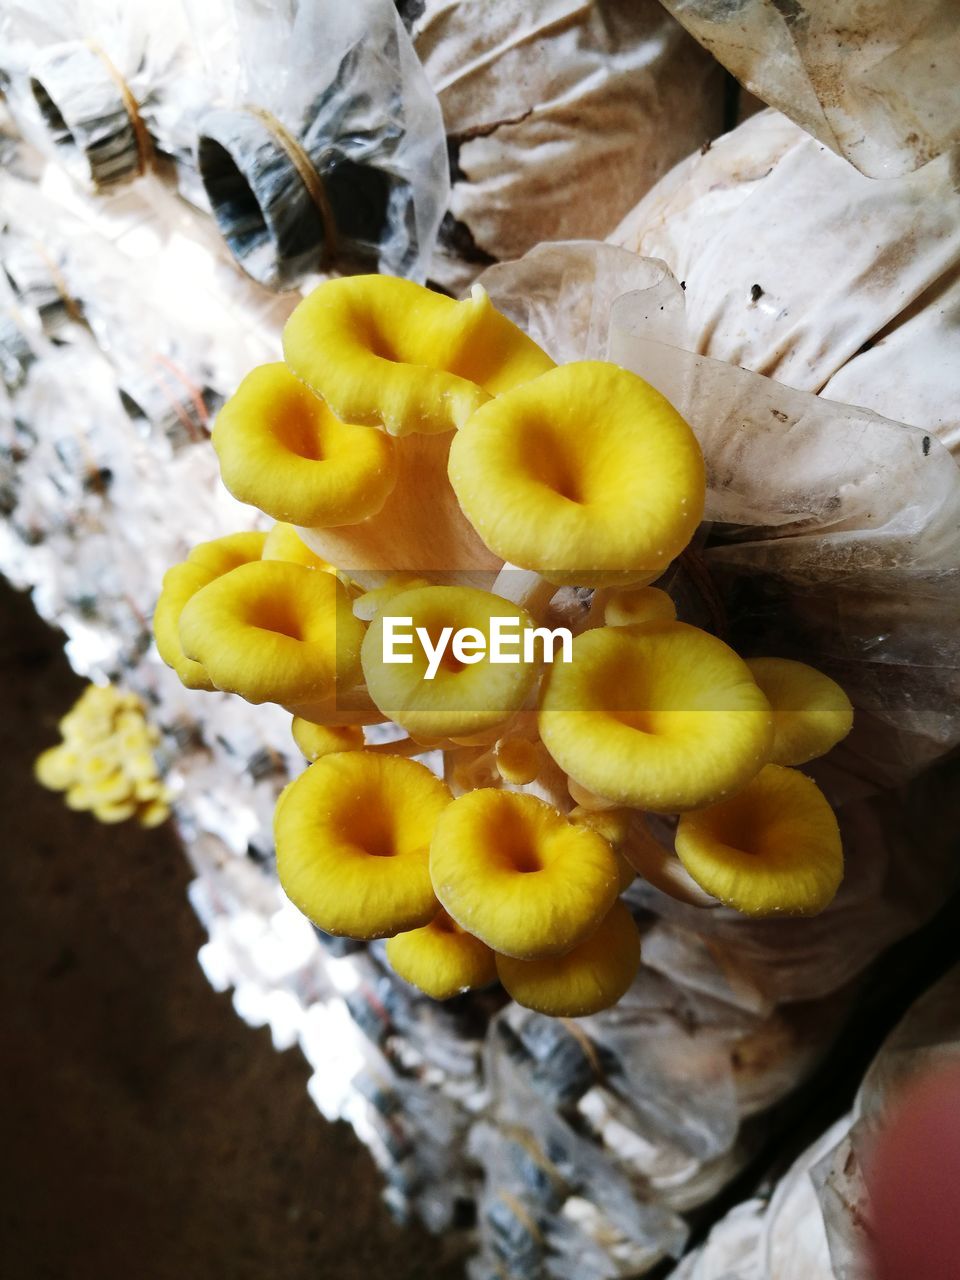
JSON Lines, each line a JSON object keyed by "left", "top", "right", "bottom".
{"left": 413, "top": 0, "right": 725, "bottom": 290}
{"left": 188, "top": 0, "right": 448, "bottom": 288}
{"left": 0, "top": 0, "right": 203, "bottom": 197}
{"left": 657, "top": 0, "right": 960, "bottom": 178}
{"left": 611, "top": 110, "right": 960, "bottom": 452}
{"left": 670, "top": 964, "right": 960, "bottom": 1280}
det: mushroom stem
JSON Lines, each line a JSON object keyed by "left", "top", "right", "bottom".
{"left": 622, "top": 814, "right": 718, "bottom": 909}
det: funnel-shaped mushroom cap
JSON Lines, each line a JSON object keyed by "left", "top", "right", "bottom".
{"left": 746, "top": 658, "right": 854, "bottom": 766}
{"left": 539, "top": 622, "right": 773, "bottom": 812}
{"left": 496, "top": 900, "right": 641, "bottom": 1017}
{"left": 262, "top": 523, "right": 336, "bottom": 572}
{"left": 604, "top": 586, "right": 677, "bottom": 627}
{"left": 154, "top": 532, "right": 267, "bottom": 691}
{"left": 448, "top": 362, "right": 705, "bottom": 587}
{"left": 361, "top": 585, "right": 540, "bottom": 740}
{"left": 429, "top": 789, "right": 620, "bottom": 959}
{"left": 213, "top": 363, "right": 396, "bottom": 526}
{"left": 35, "top": 744, "right": 80, "bottom": 790}
{"left": 675, "top": 764, "right": 843, "bottom": 917}
{"left": 291, "top": 718, "right": 364, "bottom": 762}
{"left": 275, "top": 752, "right": 451, "bottom": 938}
{"left": 282, "top": 276, "right": 555, "bottom": 437}
{"left": 386, "top": 909, "right": 497, "bottom": 999}
{"left": 494, "top": 736, "right": 541, "bottom": 785}
{"left": 178, "top": 560, "right": 365, "bottom": 718}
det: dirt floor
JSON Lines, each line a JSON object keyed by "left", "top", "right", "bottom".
{"left": 0, "top": 578, "right": 465, "bottom": 1280}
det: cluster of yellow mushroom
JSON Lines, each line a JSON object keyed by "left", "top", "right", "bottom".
{"left": 34, "top": 683, "right": 172, "bottom": 827}
{"left": 153, "top": 274, "right": 854, "bottom": 1017}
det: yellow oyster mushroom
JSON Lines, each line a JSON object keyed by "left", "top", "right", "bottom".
{"left": 184, "top": 532, "right": 267, "bottom": 576}
{"left": 283, "top": 275, "right": 555, "bottom": 438}
{"left": 448, "top": 362, "right": 705, "bottom": 587}
{"left": 494, "top": 736, "right": 541, "bottom": 786}
{"left": 214, "top": 363, "right": 397, "bottom": 526}
{"left": 604, "top": 586, "right": 677, "bottom": 627}
{"left": 746, "top": 658, "right": 853, "bottom": 766}
{"left": 92, "top": 799, "right": 138, "bottom": 824}
{"left": 385, "top": 909, "right": 497, "bottom": 1000}
{"left": 65, "top": 784, "right": 94, "bottom": 811}
{"left": 496, "top": 901, "right": 641, "bottom": 1017}
{"left": 275, "top": 752, "right": 451, "bottom": 939}
{"left": 262, "top": 522, "right": 336, "bottom": 572}
{"left": 675, "top": 765, "right": 843, "bottom": 917}
{"left": 84, "top": 770, "right": 135, "bottom": 807}
{"left": 361, "top": 585, "right": 540, "bottom": 741}
{"left": 154, "top": 532, "right": 267, "bottom": 691}
{"left": 352, "top": 574, "right": 429, "bottom": 622}
{"left": 138, "top": 799, "right": 172, "bottom": 828}
{"left": 539, "top": 622, "right": 773, "bottom": 813}
{"left": 429, "top": 790, "right": 620, "bottom": 960}
{"left": 34, "top": 744, "right": 79, "bottom": 790}
{"left": 291, "top": 717, "right": 364, "bottom": 762}
{"left": 178, "top": 560, "right": 365, "bottom": 720}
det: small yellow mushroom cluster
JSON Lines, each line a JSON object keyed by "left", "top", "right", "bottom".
{"left": 154, "top": 275, "right": 855, "bottom": 1017}
{"left": 35, "top": 683, "right": 172, "bottom": 827}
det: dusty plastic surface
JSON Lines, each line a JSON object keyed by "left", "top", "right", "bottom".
{"left": 659, "top": 0, "right": 960, "bottom": 178}
{"left": 413, "top": 0, "right": 725, "bottom": 289}
{"left": 611, "top": 110, "right": 960, "bottom": 454}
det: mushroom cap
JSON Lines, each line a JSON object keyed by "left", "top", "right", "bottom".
{"left": 361, "top": 585, "right": 540, "bottom": 740}
{"left": 674, "top": 764, "right": 843, "bottom": 917}
{"left": 494, "top": 736, "right": 541, "bottom": 785}
{"left": 746, "top": 657, "right": 853, "bottom": 766}
{"left": 604, "top": 585, "right": 677, "bottom": 627}
{"left": 496, "top": 900, "right": 641, "bottom": 1017}
{"left": 184, "top": 531, "right": 268, "bottom": 575}
{"left": 262, "top": 522, "right": 336, "bottom": 572}
{"left": 274, "top": 751, "right": 451, "bottom": 938}
{"left": 385, "top": 909, "right": 497, "bottom": 1000}
{"left": 35, "top": 744, "right": 79, "bottom": 790}
{"left": 429, "top": 789, "right": 620, "bottom": 959}
{"left": 91, "top": 799, "right": 139, "bottom": 824}
{"left": 154, "top": 532, "right": 267, "bottom": 691}
{"left": 178, "top": 559, "right": 365, "bottom": 717}
{"left": 283, "top": 275, "right": 555, "bottom": 437}
{"left": 213, "top": 362, "right": 397, "bottom": 527}
{"left": 538, "top": 622, "right": 773, "bottom": 812}
{"left": 291, "top": 717, "right": 364, "bottom": 762}
{"left": 352, "top": 574, "right": 430, "bottom": 622}
{"left": 448, "top": 361, "right": 705, "bottom": 587}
